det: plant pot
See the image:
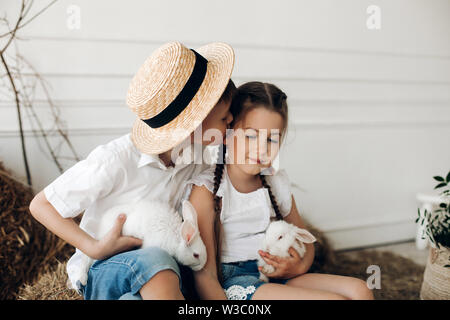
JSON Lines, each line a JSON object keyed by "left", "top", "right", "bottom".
{"left": 420, "top": 245, "right": 450, "bottom": 300}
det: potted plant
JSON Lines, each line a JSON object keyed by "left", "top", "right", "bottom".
{"left": 416, "top": 171, "right": 450, "bottom": 300}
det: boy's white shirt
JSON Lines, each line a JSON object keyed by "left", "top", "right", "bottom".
{"left": 44, "top": 133, "right": 214, "bottom": 290}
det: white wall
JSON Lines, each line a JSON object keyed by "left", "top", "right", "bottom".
{"left": 1, "top": 0, "right": 449, "bottom": 249}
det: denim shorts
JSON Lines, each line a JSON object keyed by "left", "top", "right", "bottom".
{"left": 220, "top": 260, "right": 288, "bottom": 300}
{"left": 79, "top": 247, "right": 199, "bottom": 300}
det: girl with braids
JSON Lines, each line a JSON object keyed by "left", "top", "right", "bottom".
{"left": 186, "top": 82, "right": 374, "bottom": 300}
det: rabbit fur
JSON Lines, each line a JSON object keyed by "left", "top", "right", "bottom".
{"left": 257, "top": 220, "right": 317, "bottom": 282}
{"left": 76, "top": 199, "right": 207, "bottom": 286}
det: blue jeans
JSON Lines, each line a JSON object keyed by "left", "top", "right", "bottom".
{"left": 80, "top": 247, "right": 198, "bottom": 300}
{"left": 220, "top": 260, "right": 288, "bottom": 300}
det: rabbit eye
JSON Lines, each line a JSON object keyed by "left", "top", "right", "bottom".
{"left": 193, "top": 253, "right": 199, "bottom": 259}
{"left": 278, "top": 235, "right": 283, "bottom": 240}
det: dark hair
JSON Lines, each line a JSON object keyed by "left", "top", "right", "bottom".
{"left": 212, "top": 81, "right": 288, "bottom": 282}
{"left": 218, "top": 79, "right": 237, "bottom": 104}
{"left": 230, "top": 81, "right": 288, "bottom": 141}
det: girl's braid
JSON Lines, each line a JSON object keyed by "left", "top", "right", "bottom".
{"left": 212, "top": 143, "right": 226, "bottom": 283}
{"left": 259, "top": 174, "right": 283, "bottom": 221}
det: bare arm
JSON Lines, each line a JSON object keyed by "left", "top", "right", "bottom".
{"left": 189, "top": 185, "right": 227, "bottom": 300}
{"left": 29, "top": 190, "right": 142, "bottom": 260}
{"left": 258, "top": 196, "right": 315, "bottom": 278}
{"left": 283, "top": 196, "right": 315, "bottom": 274}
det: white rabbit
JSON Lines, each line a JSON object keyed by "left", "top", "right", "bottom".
{"left": 76, "top": 199, "right": 207, "bottom": 286}
{"left": 257, "top": 220, "right": 317, "bottom": 282}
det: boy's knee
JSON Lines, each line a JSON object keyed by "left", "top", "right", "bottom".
{"left": 134, "top": 247, "right": 181, "bottom": 277}
{"left": 132, "top": 247, "right": 184, "bottom": 299}
{"left": 140, "top": 269, "right": 184, "bottom": 299}
{"left": 151, "top": 269, "right": 180, "bottom": 285}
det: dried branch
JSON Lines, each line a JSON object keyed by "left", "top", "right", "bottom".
{"left": 0, "top": 51, "right": 31, "bottom": 185}
{"left": 13, "top": 52, "right": 80, "bottom": 169}
{"left": 0, "top": 0, "right": 58, "bottom": 41}
{"left": 0, "top": 0, "right": 80, "bottom": 187}
{"left": 0, "top": 0, "right": 26, "bottom": 53}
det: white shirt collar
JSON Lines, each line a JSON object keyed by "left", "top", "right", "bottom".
{"left": 137, "top": 153, "right": 163, "bottom": 169}
{"left": 137, "top": 144, "right": 212, "bottom": 170}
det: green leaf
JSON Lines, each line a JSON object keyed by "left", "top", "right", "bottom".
{"left": 434, "top": 182, "right": 447, "bottom": 189}
{"left": 446, "top": 171, "right": 450, "bottom": 183}
{"left": 440, "top": 203, "right": 447, "bottom": 208}
{"left": 434, "top": 176, "right": 445, "bottom": 182}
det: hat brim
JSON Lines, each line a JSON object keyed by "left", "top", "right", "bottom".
{"left": 131, "top": 42, "right": 234, "bottom": 155}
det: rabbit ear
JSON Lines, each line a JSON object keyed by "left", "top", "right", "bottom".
{"left": 180, "top": 220, "right": 198, "bottom": 246}
{"left": 182, "top": 200, "right": 198, "bottom": 227}
{"left": 294, "top": 227, "right": 317, "bottom": 244}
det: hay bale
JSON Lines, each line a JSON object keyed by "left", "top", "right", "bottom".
{"left": 17, "top": 261, "right": 82, "bottom": 300}
{"left": 0, "top": 162, "right": 74, "bottom": 299}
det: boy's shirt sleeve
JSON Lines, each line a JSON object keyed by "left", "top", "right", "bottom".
{"left": 44, "top": 146, "right": 119, "bottom": 218}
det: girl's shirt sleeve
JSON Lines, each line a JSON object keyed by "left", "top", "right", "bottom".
{"left": 265, "top": 168, "right": 293, "bottom": 218}
{"left": 185, "top": 166, "right": 216, "bottom": 195}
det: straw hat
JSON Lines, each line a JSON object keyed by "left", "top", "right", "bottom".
{"left": 126, "top": 41, "right": 235, "bottom": 155}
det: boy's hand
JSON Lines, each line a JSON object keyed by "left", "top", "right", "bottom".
{"left": 90, "top": 214, "right": 143, "bottom": 260}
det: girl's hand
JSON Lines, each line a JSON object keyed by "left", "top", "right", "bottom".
{"left": 89, "top": 214, "right": 143, "bottom": 260}
{"left": 258, "top": 247, "right": 306, "bottom": 279}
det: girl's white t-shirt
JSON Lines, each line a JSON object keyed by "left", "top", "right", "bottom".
{"left": 185, "top": 165, "right": 293, "bottom": 263}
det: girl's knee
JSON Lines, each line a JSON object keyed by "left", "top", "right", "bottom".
{"left": 348, "top": 278, "right": 374, "bottom": 300}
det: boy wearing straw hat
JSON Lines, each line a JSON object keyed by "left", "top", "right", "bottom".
{"left": 29, "top": 42, "right": 235, "bottom": 300}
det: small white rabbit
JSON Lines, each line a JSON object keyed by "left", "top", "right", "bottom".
{"left": 77, "top": 199, "right": 207, "bottom": 286}
{"left": 257, "top": 220, "right": 317, "bottom": 282}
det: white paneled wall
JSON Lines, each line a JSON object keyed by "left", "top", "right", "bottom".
{"left": 1, "top": 0, "right": 449, "bottom": 249}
